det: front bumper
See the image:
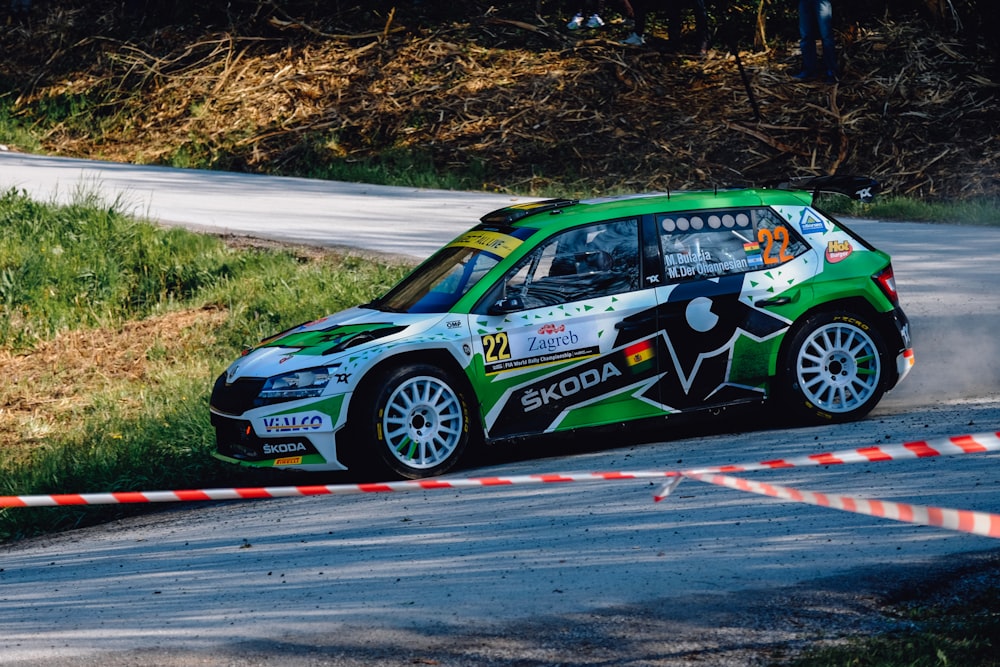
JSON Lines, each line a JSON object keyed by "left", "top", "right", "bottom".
{"left": 209, "top": 373, "right": 350, "bottom": 471}
{"left": 210, "top": 412, "right": 336, "bottom": 469}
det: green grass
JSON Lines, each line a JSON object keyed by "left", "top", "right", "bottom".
{"left": 780, "top": 583, "right": 1000, "bottom": 666}
{"left": 818, "top": 194, "right": 1000, "bottom": 227}
{"left": 0, "top": 187, "right": 408, "bottom": 541}
{"left": 0, "top": 103, "right": 42, "bottom": 154}
{"left": 0, "top": 187, "right": 230, "bottom": 346}
{"left": 286, "top": 143, "right": 494, "bottom": 192}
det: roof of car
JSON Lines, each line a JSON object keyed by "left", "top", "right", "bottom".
{"left": 480, "top": 176, "right": 879, "bottom": 228}
{"left": 480, "top": 188, "right": 792, "bottom": 228}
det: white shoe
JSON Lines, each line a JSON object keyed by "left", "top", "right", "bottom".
{"left": 622, "top": 32, "right": 645, "bottom": 45}
{"left": 585, "top": 14, "right": 604, "bottom": 28}
{"left": 567, "top": 13, "right": 584, "bottom": 30}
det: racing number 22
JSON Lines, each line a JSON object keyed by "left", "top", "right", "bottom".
{"left": 757, "top": 226, "right": 794, "bottom": 265}
{"left": 482, "top": 332, "right": 512, "bottom": 364}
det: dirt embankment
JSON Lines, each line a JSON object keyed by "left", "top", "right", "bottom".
{"left": 1, "top": 4, "right": 997, "bottom": 200}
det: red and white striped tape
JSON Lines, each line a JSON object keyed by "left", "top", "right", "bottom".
{"left": 675, "top": 470, "right": 1000, "bottom": 539}
{"left": 2, "top": 431, "right": 999, "bottom": 538}
{"left": 0, "top": 471, "right": 674, "bottom": 508}
{"left": 681, "top": 431, "right": 1000, "bottom": 476}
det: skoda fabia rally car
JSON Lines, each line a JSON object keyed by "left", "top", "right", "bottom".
{"left": 210, "top": 176, "right": 914, "bottom": 479}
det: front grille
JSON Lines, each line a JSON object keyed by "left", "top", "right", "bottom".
{"left": 210, "top": 373, "right": 267, "bottom": 415}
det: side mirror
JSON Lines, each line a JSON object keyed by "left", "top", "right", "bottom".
{"left": 488, "top": 295, "right": 525, "bottom": 315}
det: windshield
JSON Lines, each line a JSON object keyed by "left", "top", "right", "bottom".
{"left": 374, "top": 226, "right": 536, "bottom": 314}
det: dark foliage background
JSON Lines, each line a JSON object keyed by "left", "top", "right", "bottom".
{"left": 1, "top": 0, "right": 997, "bottom": 200}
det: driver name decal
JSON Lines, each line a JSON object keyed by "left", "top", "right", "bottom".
{"left": 664, "top": 249, "right": 750, "bottom": 279}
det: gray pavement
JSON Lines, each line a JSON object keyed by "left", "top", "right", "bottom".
{"left": 0, "top": 151, "right": 528, "bottom": 258}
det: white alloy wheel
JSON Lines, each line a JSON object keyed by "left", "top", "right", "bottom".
{"left": 794, "top": 321, "right": 882, "bottom": 414}
{"left": 380, "top": 374, "right": 466, "bottom": 473}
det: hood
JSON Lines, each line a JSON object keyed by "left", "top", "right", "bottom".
{"left": 224, "top": 307, "right": 443, "bottom": 381}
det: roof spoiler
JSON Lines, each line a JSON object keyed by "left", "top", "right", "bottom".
{"left": 480, "top": 198, "right": 579, "bottom": 224}
{"left": 766, "top": 176, "right": 880, "bottom": 203}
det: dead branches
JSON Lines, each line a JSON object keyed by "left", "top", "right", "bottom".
{"left": 15, "top": 14, "right": 1000, "bottom": 199}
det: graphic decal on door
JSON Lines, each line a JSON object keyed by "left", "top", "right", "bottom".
{"left": 620, "top": 274, "right": 790, "bottom": 409}
{"left": 486, "top": 275, "right": 792, "bottom": 436}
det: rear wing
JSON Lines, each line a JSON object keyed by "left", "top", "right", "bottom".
{"left": 766, "top": 176, "right": 880, "bottom": 203}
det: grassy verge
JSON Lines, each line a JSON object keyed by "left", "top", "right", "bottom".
{"left": 780, "top": 580, "right": 1000, "bottom": 666}
{"left": 0, "top": 106, "right": 40, "bottom": 154}
{"left": 818, "top": 194, "right": 1000, "bottom": 227}
{"left": 0, "top": 187, "right": 409, "bottom": 542}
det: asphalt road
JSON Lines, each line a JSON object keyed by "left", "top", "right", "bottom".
{"left": 1, "top": 152, "right": 999, "bottom": 666}
{"left": 0, "top": 151, "right": 526, "bottom": 259}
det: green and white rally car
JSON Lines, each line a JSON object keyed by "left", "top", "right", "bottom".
{"left": 210, "top": 176, "right": 914, "bottom": 479}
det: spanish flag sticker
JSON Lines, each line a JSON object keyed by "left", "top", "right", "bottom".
{"left": 624, "top": 339, "right": 655, "bottom": 374}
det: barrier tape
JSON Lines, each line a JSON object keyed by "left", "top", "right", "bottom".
{"left": 0, "top": 471, "right": 675, "bottom": 508}
{"left": 658, "top": 431, "right": 1000, "bottom": 539}
{"left": 2, "top": 431, "right": 998, "bottom": 538}
{"left": 678, "top": 431, "right": 1000, "bottom": 477}
{"left": 672, "top": 470, "right": 1000, "bottom": 539}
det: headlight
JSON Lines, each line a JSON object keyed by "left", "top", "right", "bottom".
{"left": 260, "top": 366, "right": 340, "bottom": 399}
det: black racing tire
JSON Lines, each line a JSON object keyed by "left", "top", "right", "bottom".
{"left": 777, "top": 311, "right": 890, "bottom": 424}
{"left": 352, "top": 363, "right": 476, "bottom": 480}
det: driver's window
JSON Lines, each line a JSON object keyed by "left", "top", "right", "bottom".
{"left": 495, "top": 219, "right": 639, "bottom": 310}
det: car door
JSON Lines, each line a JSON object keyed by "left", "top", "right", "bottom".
{"left": 469, "top": 217, "right": 666, "bottom": 439}
{"left": 645, "top": 207, "right": 810, "bottom": 411}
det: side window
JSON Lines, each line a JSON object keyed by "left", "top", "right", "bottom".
{"left": 657, "top": 208, "right": 808, "bottom": 282}
{"left": 752, "top": 207, "right": 809, "bottom": 267}
{"left": 488, "top": 219, "right": 640, "bottom": 310}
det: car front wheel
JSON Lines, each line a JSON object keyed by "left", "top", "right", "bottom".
{"left": 360, "top": 364, "right": 474, "bottom": 479}
{"left": 779, "top": 312, "right": 889, "bottom": 423}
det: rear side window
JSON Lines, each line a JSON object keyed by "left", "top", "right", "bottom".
{"left": 657, "top": 208, "right": 808, "bottom": 282}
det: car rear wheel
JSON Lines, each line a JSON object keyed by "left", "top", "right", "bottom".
{"left": 779, "top": 311, "right": 889, "bottom": 423}
{"left": 359, "top": 364, "right": 474, "bottom": 479}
